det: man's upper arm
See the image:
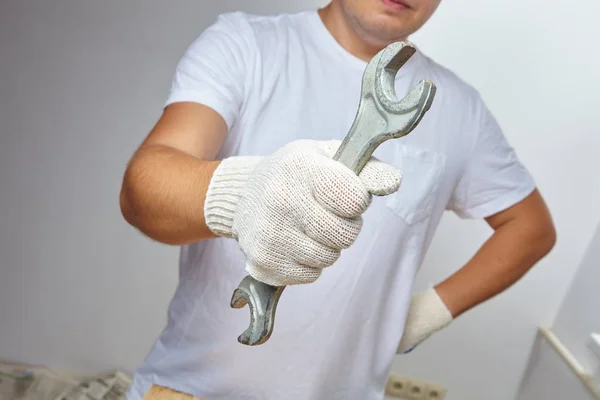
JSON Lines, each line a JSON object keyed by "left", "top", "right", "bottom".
{"left": 141, "top": 102, "right": 228, "bottom": 161}
{"left": 138, "top": 13, "right": 253, "bottom": 160}
{"left": 446, "top": 96, "right": 537, "bottom": 220}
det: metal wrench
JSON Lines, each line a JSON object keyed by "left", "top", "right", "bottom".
{"left": 230, "top": 41, "right": 437, "bottom": 346}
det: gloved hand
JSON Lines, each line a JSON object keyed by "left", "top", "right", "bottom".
{"left": 397, "top": 288, "right": 453, "bottom": 354}
{"left": 204, "top": 139, "right": 402, "bottom": 286}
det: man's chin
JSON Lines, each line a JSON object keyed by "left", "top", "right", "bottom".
{"left": 363, "top": 18, "right": 413, "bottom": 43}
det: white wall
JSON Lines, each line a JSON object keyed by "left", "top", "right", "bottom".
{"left": 1, "top": 1, "right": 599, "bottom": 400}
{"left": 516, "top": 222, "right": 600, "bottom": 399}
{"left": 553, "top": 222, "right": 600, "bottom": 378}
{"left": 553, "top": 221, "right": 600, "bottom": 376}
{"left": 516, "top": 335, "right": 596, "bottom": 400}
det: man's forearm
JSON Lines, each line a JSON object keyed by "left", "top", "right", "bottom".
{"left": 434, "top": 194, "right": 556, "bottom": 318}
{"left": 120, "top": 144, "right": 220, "bottom": 245}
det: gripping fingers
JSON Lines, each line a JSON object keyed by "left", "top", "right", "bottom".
{"left": 246, "top": 261, "right": 322, "bottom": 286}
{"left": 292, "top": 234, "right": 341, "bottom": 268}
{"left": 301, "top": 202, "right": 363, "bottom": 250}
{"left": 311, "top": 158, "right": 372, "bottom": 218}
{"left": 263, "top": 230, "right": 342, "bottom": 269}
{"left": 243, "top": 229, "right": 340, "bottom": 286}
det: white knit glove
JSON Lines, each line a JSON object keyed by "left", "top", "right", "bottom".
{"left": 204, "top": 139, "right": 402, "bottom": 286}
{"left": 397, "top": 288, "right": 453, "bottom": 353}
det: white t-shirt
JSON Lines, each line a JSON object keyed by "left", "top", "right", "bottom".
{"left": 127, "top": 9, "right": 535, "bottom": 400}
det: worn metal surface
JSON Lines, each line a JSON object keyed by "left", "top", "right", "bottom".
{"left": 230, "top": 41, "right": 437, "bottom": 346}
{"left": 333, "top": 41, "right": 436, "bottom": 173}
{"left": 230, "top": 275, "right": 286, "bottom": 345}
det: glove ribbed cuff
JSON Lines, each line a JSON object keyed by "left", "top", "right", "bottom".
{"left": 204, "top": 156, "right": 262, "bottom": 238}
{"left": 415, "top": 288, "right": 454, "bottom": 330}
{"left": 396, "top": 288, "right": 453, "bottom": 354}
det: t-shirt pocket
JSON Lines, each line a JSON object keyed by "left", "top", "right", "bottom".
{"left": 385, "top": 143, "right": 446, "bottom": 226}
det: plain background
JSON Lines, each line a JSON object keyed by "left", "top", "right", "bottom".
{"left": 1, "top": 1, "right": 599, "bottom": 399}
{"left": 516, "top": 223, "right": 600, "bottom": 400}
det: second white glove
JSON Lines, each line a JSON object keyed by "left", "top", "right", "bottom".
{"left": 397, "top": 288, "right": 453, "bottom": 353}
{"left": 204, "top": 139, "right": 402, "bottom": 286}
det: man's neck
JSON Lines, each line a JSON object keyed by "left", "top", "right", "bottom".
{"left": 318, "top": 4, "right": 389, "bottom": 62}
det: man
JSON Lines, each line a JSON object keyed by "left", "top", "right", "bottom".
{"left": 120, "top": 1, "right": 556, "bottom": 399}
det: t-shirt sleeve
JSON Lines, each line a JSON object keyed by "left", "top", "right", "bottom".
{"left": 446, "top": 97, "right": 537, "bottom": 219}
{"left": 164, "top": 13, "right": 253, "bottom": 130}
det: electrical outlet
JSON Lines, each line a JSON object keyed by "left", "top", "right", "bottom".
{"left": 406, "top": 379, "right": 425, "bottom": 399}
{"left": 385, "top": 373, "right": 410, "bottom": 398}
{"left": 423, "top": 382, "right": 448, "bottom": 400}
{"left": 385, "top": 373, "right": 447, "bottom": 399}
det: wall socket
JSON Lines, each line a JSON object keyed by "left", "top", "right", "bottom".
{"left": 385, "top": 373, "right": 448, "bottom": 400}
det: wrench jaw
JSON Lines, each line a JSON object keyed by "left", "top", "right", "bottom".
{"left": 381, "top": 79, "right": 437, "bottom": 140}
{"left": 401, "top": 80, "right": 437, "bottom": 134}
{"left": 382, "top": 41, "right": 417, "bottom": 72}
{"left": 333, "top": 41, "right": 437, "bottom": 174}
{"left": 379, "top": 43, "right": 417, "bottom": 97}
{"left": 373, "top": 42, "right": 438, "bottom": 141}
{"left": 374, "top": 42, "right": 417, "bottom": 111}
{"left": 230, "top": 276, "right": 285, "bottom": 346}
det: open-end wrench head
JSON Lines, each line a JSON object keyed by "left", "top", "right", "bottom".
{"left": 373, "top": 41, "right": 436, "bottom": 131}
{"left": 333, "top": 41, "right": 437, "bottom": 173}
{"left": 230, "top": 276, "right": 285, "bottom": 346}
{"left": 390, "top": 79, "right": 437, "bottom": 134}
{"left": 377, "top": 41, "right": 416, "bottom": 104}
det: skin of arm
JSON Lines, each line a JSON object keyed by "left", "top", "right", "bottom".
{"left": 119, "top": 102, "right": 228, "bottom": 245}
{"left": 434, "top": 188, "right": 557, "bottom": 318}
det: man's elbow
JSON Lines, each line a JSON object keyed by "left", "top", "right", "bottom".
{"left": 543, "top": 223, "right": 557, "bottom": 255}
{"left": 119, "top": 173, "right": 152, "bottom": 236}
{"left": 119, "top": 186, "right": 137, "bottom": 227}
{"left": 119, "top": 182, "right": 196, "bottom": 246}
{"left": 533, "top": 215, "right": 557, "bottom": 259}
{"left": 523, "top": 189, "right": 557, "bottom": 259}
{"left": 119, "top": 161, "right": 153, "bottom": 233}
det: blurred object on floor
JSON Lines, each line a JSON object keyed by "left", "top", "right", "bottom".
{"left": 0, "top": 360, "right": 130, "bottom": 400}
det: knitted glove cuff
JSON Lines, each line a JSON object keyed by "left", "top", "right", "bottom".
{"left": 417, "top": 288, "right": 453, "bottom": 329}
{"left": 204, "top": 156, "right": 262, "bottom": 238}
{"left": 397, "top": 288, "right": 453, "bottom": 354}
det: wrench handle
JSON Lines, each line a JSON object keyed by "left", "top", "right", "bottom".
{"left": 333, "top": 128, "right": 386, "bottom": 175}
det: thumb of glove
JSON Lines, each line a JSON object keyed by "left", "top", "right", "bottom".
{"left": 312, "top": 140, "right": 402, "bottom": 196}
